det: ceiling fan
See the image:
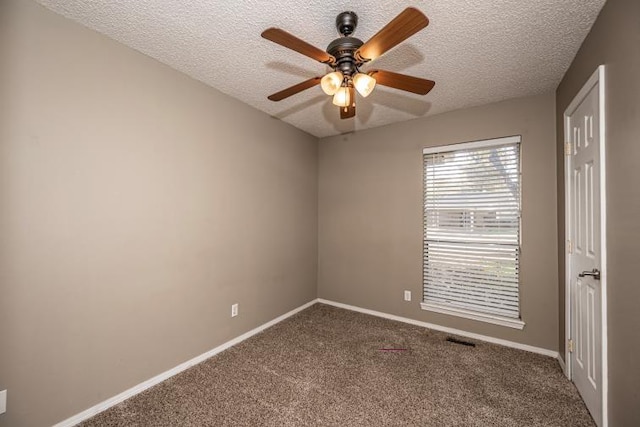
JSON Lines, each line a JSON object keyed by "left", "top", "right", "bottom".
{"left": 261, "top": 7, "right": 435, "bottom": 119}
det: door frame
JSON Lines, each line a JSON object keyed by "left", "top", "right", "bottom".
{"left": 563, "top": 65, "right": 607, "bottom": 426}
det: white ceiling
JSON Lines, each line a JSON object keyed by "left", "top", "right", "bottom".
{"left": 36, "top": 0, "right": 606, "bottom": 138}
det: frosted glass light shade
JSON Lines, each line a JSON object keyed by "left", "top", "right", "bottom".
{"left": 321, "top": 71, "right": 344, "bottom": 95}
{"left": 332, "top": 86, "right": 351, "bottom": 107}
{"left": 353, "top": 73, "right": 376, "bottom": 97}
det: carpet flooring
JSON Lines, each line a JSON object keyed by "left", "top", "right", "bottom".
{"left": 80, "top": 304, "right": 595, "bottom": 426}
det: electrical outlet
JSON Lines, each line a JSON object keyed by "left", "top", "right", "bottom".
{"left": 0, "top": 389, "right": 7, "bottom": 414}
{"left": 404, "top": 290, "right": 411, "bottom": 301}
{"left": 231, "top": 303, "right": 238, "bottom": 317}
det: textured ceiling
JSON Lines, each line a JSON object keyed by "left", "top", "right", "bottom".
{"left": 36, "top": 0, "right": 606, "bottom": 138}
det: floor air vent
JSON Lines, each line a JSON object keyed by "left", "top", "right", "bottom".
{"left": 446, "top": 337, "right": 476, "bottom": 347}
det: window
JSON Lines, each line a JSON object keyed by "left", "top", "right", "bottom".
{"left": 421, "top": 136, "right": 524, "bottom": 329}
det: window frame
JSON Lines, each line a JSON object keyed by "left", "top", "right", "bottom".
{"left": 420, "top": 135, "right": 525, "bottom": 330}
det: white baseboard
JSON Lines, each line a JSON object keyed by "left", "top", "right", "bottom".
{"left": 53, "top": 299, "right": 319, "bottom": 427}
{"left": 317, "top": 299, "right": 559, "bottom": 358}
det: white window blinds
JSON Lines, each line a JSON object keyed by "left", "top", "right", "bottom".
{"left": 423, "top": 136, "right": 521, "bottom": 320}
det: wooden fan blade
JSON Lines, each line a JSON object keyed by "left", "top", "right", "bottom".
{"left": 261, "top": 28, "right": 335, "bottom": 64}
{"left": 368, "top": 70, "right": 435, "bottom": 95}
{"left": 267, "top": 77, "right": 322, "bottom": 101}
{"left": 340, "top": 104, "right": 356, "bottom": 119}
{"left": 340, "top": 88, "right": 356, "bottom": 119}
{"left": 356, "top": 8, "right": 429, "bottom": 61}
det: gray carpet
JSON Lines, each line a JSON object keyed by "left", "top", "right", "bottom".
{"left": 80, "top": 304, "right": 595, "bottom": 426}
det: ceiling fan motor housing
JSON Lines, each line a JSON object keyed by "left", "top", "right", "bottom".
{"left": 329, "top": 11, "right": 364, "bottom": 77}
{"left": 327, "top": 36, "right": 363, "bottom": 76}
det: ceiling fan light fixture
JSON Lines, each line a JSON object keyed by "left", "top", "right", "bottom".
{"left": 321, "top": 71, "right": 344, "bottom": 95}
{"left": 332, "top": 86, "right": 351, "bottom": 107}
{"left": 353, "top": 73, "right": 376, "bottom": 97}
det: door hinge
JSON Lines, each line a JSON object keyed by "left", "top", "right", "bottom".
{"left": 568, "top": 339, "right": 574, "bottom": 353}
{"left": 564, "top": 142, "right": 572, "bottom": 155}
{"left": 568, "top": 240, "right": 573, "bottom": 254}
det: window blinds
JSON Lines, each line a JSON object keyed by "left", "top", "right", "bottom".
{"left": 423, "top": 137, "right": 521, "bottom": 319}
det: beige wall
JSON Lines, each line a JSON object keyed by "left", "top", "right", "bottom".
{"left": 318, "top": 93, "right": 559, "bottom": 350}
{"left": 555, "top": 0, "right": 640, "bottom": 424}
{"left": 0, "top": 1, "right": 318, "bottom": 426}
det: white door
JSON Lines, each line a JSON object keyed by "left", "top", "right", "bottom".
{"left": 568, "top": 79, "right": 602, "bottom": 426}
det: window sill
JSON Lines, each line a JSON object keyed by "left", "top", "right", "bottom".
{"left": 420, "top": 302, "right": 525, "bottom": 330}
